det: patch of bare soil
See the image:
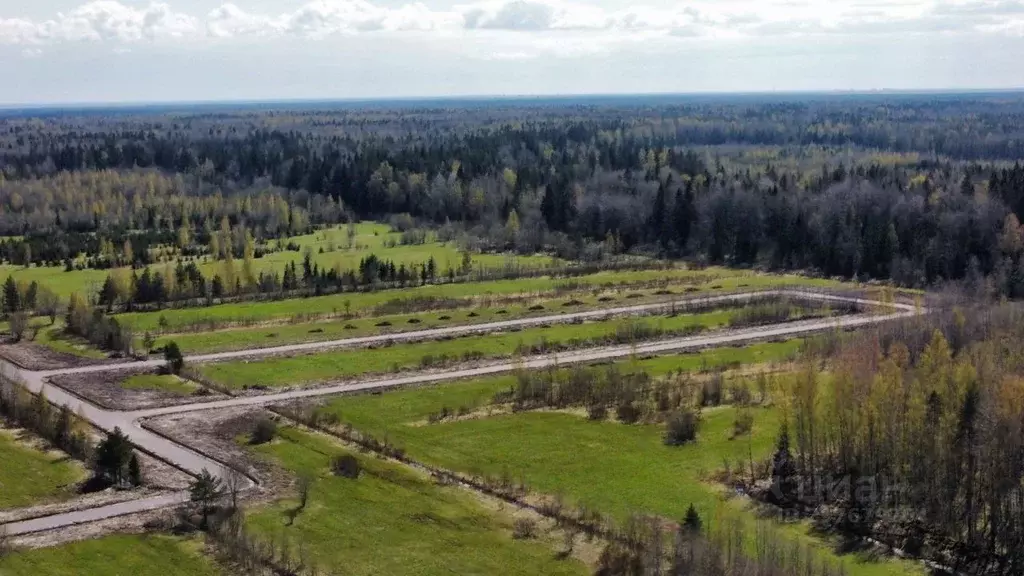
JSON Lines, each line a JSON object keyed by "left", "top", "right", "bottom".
{"left": 142, "top": 407, "right": 291, "bottom": 501}
{"left": 0, "top": 340, "right": 121, "bottom": 371}
{"left": 47, "top": 368, "right": 229, "bottom": 411}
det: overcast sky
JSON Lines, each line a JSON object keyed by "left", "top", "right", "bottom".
{"left": 1, "top": 0, "right": 1023, "bottom": 104}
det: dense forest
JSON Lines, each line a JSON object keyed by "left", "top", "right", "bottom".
{"left": 2, "top": 94, "right": 1024, "bottom": 292}
{"left": 766, "top": 304, "right": 1024, "bottom": 574}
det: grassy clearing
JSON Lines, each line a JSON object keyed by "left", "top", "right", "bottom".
{"left": 0, "top": 534, "right": 223, "bottom": 576}
{"left": 121, "top": 266, "right": 842, "bottom": 332}
{"left": 244, "top": 426, "right": 586, "bottom": 576}
{"left": 315, "top": 362, "right": 921, "bottom": 576}
{"left": 31, "top": 323, "right": 107, "bottom": 359}
{"left": 120, "top": 374, "right": 196, "bottom": 396}
{"left": 0, "top": 427, "right": 87, "bottom": 510}
{"left": 197, "top": 310, "right": 805, "bottom": 389}
{"left": 0, "top": 223, "right": 554, "bottom": 299}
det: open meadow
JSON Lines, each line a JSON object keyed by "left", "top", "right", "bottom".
{"left": 0, "top": 427, "right": 87, "bottom": 511}
{"left": 242, "top": 425, "right": 587, "bottom": 576}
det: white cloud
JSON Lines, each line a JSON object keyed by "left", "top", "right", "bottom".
{"left": 1, "top": 1, "right": 196, "bottom": 45}
{"left": 206, "top": 0, "right": 460, "bottom": 39}
{"left": 2, "top": 0, "right": 1024, "bottom": 48}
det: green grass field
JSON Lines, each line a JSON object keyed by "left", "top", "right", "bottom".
{"left": 0, "top": 535, "right": 222, "bottom": 576}
{"left": 196, "top": 311, "right": 806, "bottom": 389}
{"left": 0, "top": 428, "right": 87, "bottom": 510}
{"left": 244, "top": 426, "right": 586, "bottom": 576}
{"left": 121, "top": 265, "right": 841, "bottom": 333}
{"left": 313, "top": 360, "right": 921, "bottom": 576}
{"left": 0, "top": 222, "right": 555, "bottom": 299}
{"left": 120, "top": 374, "right": 196, "bottom": 396}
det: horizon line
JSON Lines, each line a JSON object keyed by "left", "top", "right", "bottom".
{"left": 3, "top": 87, "right": 1024, "bottom": 111}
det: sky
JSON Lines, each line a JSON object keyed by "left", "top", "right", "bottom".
{"left": 1, "top": 0, "right": 1023, "bottom": 104}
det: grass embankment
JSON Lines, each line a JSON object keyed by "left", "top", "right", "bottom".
{"left": 0, "top": 427, "right": 87, "bottom": 509}
{"left": 120, "top": 374, "right": 197, "bottom": 396}
{"left": 312, "top": 355, "right": 922, "bottom": 576}
{"left": 244, "top": 426, "right": 586, "bottom": 576}
{"left": 0, "top": 534, "right": 223, "bottom": 576}
{"left": 196, "top": 310, "right": 808, "bottom": 389}
{"left": 122, "top": 265, "right": 841, "bottom": 333}
{"left": 0, "top": 222, "right": 555, "bottom": 299}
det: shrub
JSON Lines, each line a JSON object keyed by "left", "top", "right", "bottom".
{"left": 164, "top": 341, "right": 184, "bottom": 375}
{"left": 587, "top": 404, "right": 608, "bottom": 421}
{"left": 512, "top": 518, "right": 537, "bottom": 539}
{"left": 250, "top": 417, "right": 277, "bottom": 445}
{"left": 331, "top": 454, "right": 361, "bottom": 479}
{"left": 732, "top": 410, "right": 754, "bottom": 438}
{"left": 664, "top": 409, "right": 701, "bottom": 446}
{"left": 700, "top": 375, "right": 723, "bottom": 406}
{"left": 616, "top": 401, "right": 640, "bottom": 424}
{"left": 730, "top": 381, "right": 752, "bottom": 406}
{"left": 8, "top": 311, "right": 29, "bottom": 341}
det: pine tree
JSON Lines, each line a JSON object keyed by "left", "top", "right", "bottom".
{"left": 682, "top": 504, "right": 702, "bottom": 533}
{"left": 3, "top": 276, "right": 19, "bottom": 314}
{"left": 95, "top": 427, "right": 134, "bottom": 487}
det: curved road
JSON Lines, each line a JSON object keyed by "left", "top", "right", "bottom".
{"left": 1, "top": 290, "right": 918, "bottom": 536}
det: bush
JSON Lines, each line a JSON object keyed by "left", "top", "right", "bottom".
{"left": 331, "top": 454, "right": 361, "bottom": 479}
{"left": 250, "top": 417, "right": 277, "bottom": 445}
{"left": 164, "top": 341, "right": 184, "bottom": 375}
{"left": 8, "top": 311, "right": 29, "bottom": 341}
{"left": 664, "top": 409, "right": 701, "bottom": 446}
{"left": 512, "top": 518, "right": 537, "bottom": 539}
{"left": 616, "top": 401, "right": 640, "bottom": 424}
{"left": 587, "top": 404, "right": 608, "bottom": 421}
{"left": 732, "top": 410, "right": 754, "bottom": 438}
{"left": 700, "top": 375, "right": 723, "bottom": 406}
{"left": 730, "top": 381, "right": 752, "bottom": 406}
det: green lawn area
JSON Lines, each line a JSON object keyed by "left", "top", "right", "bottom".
{"left": 244, "top": 426, "right": 586, "bottom": 576}
{"left": 120, "top": 373, "right": 196, "bottom": 395}
{"left": 197, "top": 311, "right": 805, "bottom": 389}
{"left": 121, "top": 265, "right": 841, "bottom": 332}
{"left": 0, "top": 428, "right": 87, "bottom": 510}
{"left": 0, "top": 534, "right": 223, "bottom": 576}
{"left": 315, "top": 363, "right": 922, "bottom": 576}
